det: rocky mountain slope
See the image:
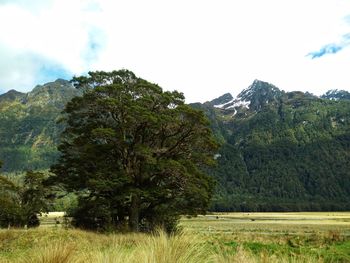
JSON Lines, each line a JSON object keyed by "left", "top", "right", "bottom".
{"left": 321, "top": 89, "right": 350, "bottom": 100}
{"left": 0, "top": 79, "right": 81, "bottom": 171}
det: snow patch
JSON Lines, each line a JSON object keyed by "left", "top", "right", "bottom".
{"left": 232, "top": 109, "right": 237, "bottom": 116}
{"left": 213, "top": 98, "right": 235, "bottom": 108}
{"left": 226, "top": 99, "right": 250, "bottom": 109}
{"left": 213, "top": 154, "right": 221, "bottom": 160}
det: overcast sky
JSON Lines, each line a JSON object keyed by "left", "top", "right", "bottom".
{"left": 0, "top": 0, "right": 350, "bottom": 102}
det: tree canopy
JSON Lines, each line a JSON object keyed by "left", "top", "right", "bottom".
{"left": 0, "top": 168, "right": 49, "bottom": 228}
{"left": 49, "top": 70, "right": 218, "bottom": 232}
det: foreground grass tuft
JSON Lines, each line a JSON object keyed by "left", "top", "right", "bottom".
{"left": 21, "top": 241, "right": 76, "bottom": 263}
{"left": 0, "top": 228, "right": 212, "bottom": 263}
{"left": 137, "top": 229, "right": 211, "bottom": 263}
{"left": 0, "top": 222, "right": 349, "bottom": 263}
{"left": 85, "top": 229, "right": 211, "bottom": 263}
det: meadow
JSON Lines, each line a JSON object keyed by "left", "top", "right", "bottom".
{"left": 0, "top": 212, "right": 349, "bottom": 263}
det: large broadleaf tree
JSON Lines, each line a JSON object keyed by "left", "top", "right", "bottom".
{"left": 49, "top": 70, "right": 218, "bottom": 232}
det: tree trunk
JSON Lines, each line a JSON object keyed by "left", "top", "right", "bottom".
{"left": 129, "top": 194, "right": 140, "bottom": 232}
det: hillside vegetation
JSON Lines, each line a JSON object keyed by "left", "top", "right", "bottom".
{"left": 193, "top": 80, "right": 350, "bottom": 211}
{"left": 0, "top": 79, "right": 81, "bottom": 172}
{"left": 1, "top": 78, "right": 350, "bottom": 212}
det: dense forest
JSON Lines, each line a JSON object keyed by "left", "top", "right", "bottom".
{"left": 193, "top": 80, "right": 350, "bottom": 211}
{"left": 1, "top": 79, "right": 350, "bottom": 212}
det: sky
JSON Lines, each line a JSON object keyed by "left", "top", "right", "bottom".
{"left": 0, "top": 0, "right": 350, "bottom": 103}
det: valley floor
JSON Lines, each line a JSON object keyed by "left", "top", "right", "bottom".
{"left": 0, "top": 212, "right": 349, "bottom": 262}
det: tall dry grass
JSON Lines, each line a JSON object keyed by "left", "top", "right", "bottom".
{"left": 21, "top": 241, "right": 77, "bottom": 263}
{"left": 0, "top": 228, "right": 330, "bottom": 263}
{"left": 84, "top": 229, "right": 212, "bottom": 263}
{"left": 0, "top": 228, "right": 212, "bottom": 263}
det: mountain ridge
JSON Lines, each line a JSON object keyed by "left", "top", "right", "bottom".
{"left": 1, "top": 78, "right": 350, "bottom": 211}
{"left": 0, "top": 79, "right": 81, "bottom": 171}
{"left": 193, "top": 80, "right": 350, "bottom": 211}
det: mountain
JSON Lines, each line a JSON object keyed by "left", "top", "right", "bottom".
{"left": 0, "top": 89, "right": 25, "bottom": 103}
{"left": 1, "top": 78, "right": 350, "bottom": 211}
{"left": 321, "top": 89, "right": 350, "bottom": 100}
{"left": 0, "top": 79, "right": 81, "bottom": 172}
{"left": 194, "top": 80, "right": 350, "bottom": 211}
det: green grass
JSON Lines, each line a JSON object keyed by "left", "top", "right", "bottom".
{"left": 0, "top": 212, "right": 349, "bottom": 262}
{"left": 182, "top": 212, "right": 350, "bottom": 262}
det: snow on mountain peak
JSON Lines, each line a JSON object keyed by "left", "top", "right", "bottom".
{"left": 213, "top": 98, "right": 235, "bottom": 108}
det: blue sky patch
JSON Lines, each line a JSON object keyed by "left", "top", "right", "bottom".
{"left": 0, "top": 46, "right": 73, "bottom": 94}
{"left": 345, "top": 15, "right": 350, "bottom": 24}
{"left": 82, "top": 26, "right": 106, "bottom": 64}
{"left": 307, "top": 33, "right": 350, "bottom": 59}
{"left": 307, "top": 44, "right": 343, "bottom": 59}
{"left": 37, "top": 63, "right": 72, "bottom": 85}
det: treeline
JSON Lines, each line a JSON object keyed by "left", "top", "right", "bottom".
{"left": 0, "top": 162, "right": 50, "bottom": 228}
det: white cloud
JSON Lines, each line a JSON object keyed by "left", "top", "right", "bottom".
{"left": 0, "top": 0, "right": 350, "bottom": 102}
{"left": 0, "top": 0, "right": 104, "bottom": 91}
{"left": 0, "top": 44, "right": 71, "bottom": 91}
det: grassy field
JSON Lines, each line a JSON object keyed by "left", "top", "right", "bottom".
{"left": 0, "top": 212, "right": 349, "bottom": 262}
{"left": 181, "top": 212, "right": 350, "bottom": 262}
{"left": 180, "top": 212, "right": 350, "bottom": 234}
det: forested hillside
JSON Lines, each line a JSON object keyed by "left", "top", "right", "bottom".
{"left": 1, "top": 79, "right": 349, "bottom": 211}
{"left": 0, "top": 79, "right": 81, "bottom": 171}
{"left": 193, "top": 80, "right": 350, "bottom": 211}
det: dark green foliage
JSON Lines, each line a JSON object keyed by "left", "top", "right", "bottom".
{"left": 21, "top": 171, "right": 51, "bottom": 227}
{"left": 49, "top": 70, "right": 218, "bottom": 232}
{"left": 70, "top": 196, "right": 115, "bottom": 231}
{"left": 0, "top": 169, "right": 50, "bottom": 228}
{"left": 199, "top": 81, "right": 350, "bottom": 212}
